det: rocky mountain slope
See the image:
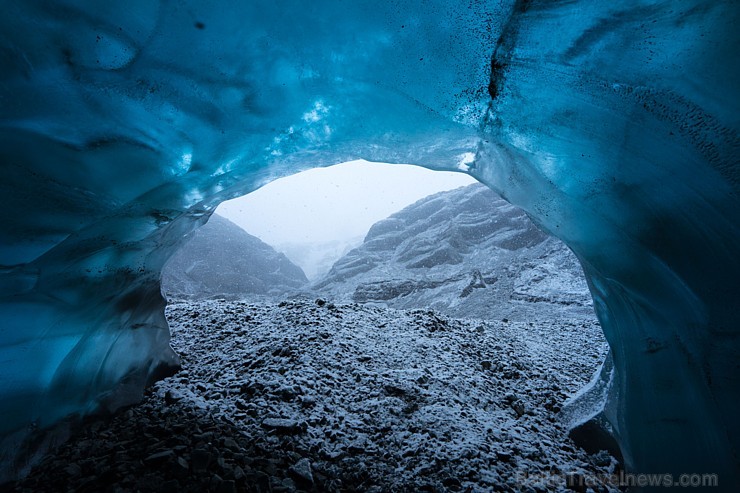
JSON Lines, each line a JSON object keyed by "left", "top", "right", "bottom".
{"left": 314, "top": 184, "right": 594, "bottom": 321}
{"left": 162, "top": 214, "right": 308, "bottom": 300}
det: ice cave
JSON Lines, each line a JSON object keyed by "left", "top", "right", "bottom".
{"left": 0, "top": 0, "right": 738, "bottom": 489}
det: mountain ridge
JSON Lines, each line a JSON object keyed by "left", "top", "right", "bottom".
{"left": 162, "top": 214, "right": 308, "bottom": 300}
{"left": 313, "top": 184, "right": 595, "bottom": 321}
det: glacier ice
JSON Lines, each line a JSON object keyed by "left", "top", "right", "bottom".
{"left": 0, "top": 0, "right": 738, "bottom": 487}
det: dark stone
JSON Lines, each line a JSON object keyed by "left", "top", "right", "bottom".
{"left": 232, "top": 465, "right": 245, "bottom": 481}
{"left": 217, "top": 480, "right": 237, "bottom": 493}
{"left": 565, "top": 472, "right": 587, "bottom": 493}
{"left": 252, "top": 471, "right": 271, "bottom": 489}
{"left": 567, "top": 415, "right": 624, "bottom": 465}
{"left": 143, "top": 449, "right": 175, "bottom": 465}
{"left": 172, "top": 456, "right": 189, "bottom": 476}
{"left": 164, "top": 390, "right": 181, "bottom": 404}
{"left": 223, "top": 437, "right": 239, "bottom": 451}
{"left": 511, "top": 400, "right": 526, "bottom": 417}
{"left": 383, "top": 384, "right": 406, "bottom": 397}
{"left": 496, "top": 451, "right": 512, "bottom": 462}
{"left": 65, "top": 463, "right": 81, "bottom": 476}
{"left": 191, "top": 448, "right": 212, "bottom": 472}
{"left": 277, "top": 386, "right": 298, "bottom": 401}
{"left": 442, "top": 477, "right": 462, "bottom": 489}
{"left": 261, "top": 418, "right": 304, "bottom": 433}
{"left": 209, "top": 474, "right": 224, "bottom": 491}
{"left": 289, "top": 457, "right": 314, "bottom": 486}
{"left": 161, "top": 479, "right": 180, "bottom": 493}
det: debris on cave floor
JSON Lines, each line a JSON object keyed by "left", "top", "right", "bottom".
{"left": 9, "top": 299, "right": 620, "bottom": 493}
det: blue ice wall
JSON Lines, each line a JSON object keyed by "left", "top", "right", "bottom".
{"left": 0, "top": 0, "right": 737, "bottom": 487}
{"left": 475, "top": 1, "right": 740, "bottom": 485}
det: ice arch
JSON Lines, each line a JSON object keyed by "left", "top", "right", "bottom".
{"left": 0, "top": 0, "right": 737, "bottom": 488}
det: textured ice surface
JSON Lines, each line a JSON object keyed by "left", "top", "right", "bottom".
{"left": 477, "top": 1, "right": 740, "bottom": 484}
{"left": 0, "top": 0, "right": 738, "bottom": 486}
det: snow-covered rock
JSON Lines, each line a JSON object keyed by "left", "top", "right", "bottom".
{"left": 315, "top": 184, "right": 594, "bottom": 321}
{"left": 162, "top": 214, "right": 308, "bottom": 300}
{"left": 7, "top": 299, "right": 618, "bottom": 492}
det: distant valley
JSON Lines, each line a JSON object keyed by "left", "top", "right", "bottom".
{"left": 164, "top": 185, "right": 595, "bottom": 322}
{"left": 162, "top": 214, "right": 308, "bottom": 300}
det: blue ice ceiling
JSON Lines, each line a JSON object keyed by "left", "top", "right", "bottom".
{"left": 0, "top": 0, "right": 738, "bottom": 488}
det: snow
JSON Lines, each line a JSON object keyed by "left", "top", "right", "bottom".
{"left": 314, "top": 184, "right": 594, "bottom": 321}
{"left": 159, "top": 299, "right": 616, "bottom": 491}
{"left": 11, "top": 299, "right": 619, "bottom": 492}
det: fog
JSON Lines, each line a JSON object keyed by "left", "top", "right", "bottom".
{"left": 216, "top": 160, "right": 476, "bottom": 278}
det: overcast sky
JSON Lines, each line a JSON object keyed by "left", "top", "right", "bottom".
{"left": 216, "top": 160, "right": 477, "bottom": 247}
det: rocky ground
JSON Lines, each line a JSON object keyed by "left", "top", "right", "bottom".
{"left": 6, "top": 299, "right": 621, "bottom": 492}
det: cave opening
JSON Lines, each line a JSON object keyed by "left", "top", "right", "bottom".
{"left": 2, "top": 0, "right": 738, "bottom": 490}
{"left": 5, "top": 158, "right": 622, "bottom": 492}
{"left": 145, "top": 159, "right": 619, "bottom": 491}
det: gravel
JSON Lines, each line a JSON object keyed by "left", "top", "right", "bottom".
{"left": 6, "top": 298, "right": 620, "bottom": 492}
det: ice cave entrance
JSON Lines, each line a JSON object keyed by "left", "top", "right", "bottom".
{"left": 156, "top": 159, "right": 617, "bottom": 490}
{"left": 163, "top": 158, "right": 597, "bottom": 323}
{"left": 2, "top": 0, "right": 737, "bottom": 487}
